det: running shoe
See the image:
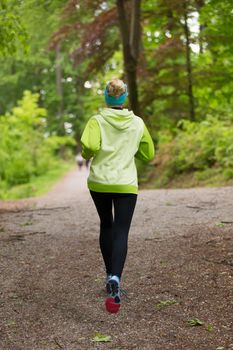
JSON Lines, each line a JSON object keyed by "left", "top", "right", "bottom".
{"left": 105, "top": 278, "right": 121, "bottom": 314}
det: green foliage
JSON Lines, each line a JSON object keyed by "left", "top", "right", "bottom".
{"left": 170, "top": 117, "right": 233, "bottom": 175}
{"left": 0, "top": 91, "right": 76, "bottom": 199}
{"left": 156, "top": 299, "right": 178, "bottom": 309}
{"left": 1, "top": 0, "right": 233, "bottom": 194}
{"left": 0, "top": 0, "right": 82, "bottom": 139}
{"left": 144, "top": 115, "right": 233, "bottom": 189}
{"left": 92, "top": 333, "right": 112, "bottom": 343}
{"left": 0, "top": 160, "right": 73, "bottom": 200}
{"left": 0, "top": 0, "right": 28, "bottom": 55}
{"left": 206, "top": 323, "right": 214, "bottom": 332}
{"left": 0, "top": 91, "right": 46, "bottom": 185}
{"left": 187, "top": 318, "right": 214, "bottom": 332}
{"left": 187, "top": 318, "right": 204, "bottom": 327}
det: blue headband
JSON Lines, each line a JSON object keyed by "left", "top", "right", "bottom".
{"left": 104, "top": 84, "right": 128, "bottom": 105}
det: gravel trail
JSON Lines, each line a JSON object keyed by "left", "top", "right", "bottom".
{"left": 0, "top": 168, "right": 232, "bottom": 350}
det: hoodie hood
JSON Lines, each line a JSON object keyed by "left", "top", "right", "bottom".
{"left": 99, "top": 108, "right": 135, "bottom": 130}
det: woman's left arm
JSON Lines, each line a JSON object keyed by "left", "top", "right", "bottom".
{"left": 135, "top": 124, "right": 155, "bottom": 162}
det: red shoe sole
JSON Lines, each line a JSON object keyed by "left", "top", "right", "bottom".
{"left": 105, "top": 297, "right": 121, "bottom": 314}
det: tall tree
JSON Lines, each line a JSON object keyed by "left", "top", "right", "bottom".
{"left": 116, "top": 0, "right": 141, "bottom": 115}
{"left": 55, "top": 43, "right": 65, "bottom": 135}
{"left": 139, "top": 0, "right": 189, "bottom": 128}
{"left": 183, "top": 0, "right": 195, "bottom": 121}
{"left": 50, "top": 1, "right": 142, "bottom": 115}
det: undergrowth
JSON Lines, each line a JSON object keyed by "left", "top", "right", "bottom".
{"left": 139, "top": 116, "right": 233, "bottom": 189}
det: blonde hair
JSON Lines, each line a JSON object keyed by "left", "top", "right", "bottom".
{"left": 107, "top": 78, "right": 126, "bottom": 97}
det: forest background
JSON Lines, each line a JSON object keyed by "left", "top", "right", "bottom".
{"left": 0, "top": 0, "right": 233, "bottom": 200}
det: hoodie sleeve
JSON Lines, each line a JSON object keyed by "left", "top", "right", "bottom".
{"left": 135, "top": 124, "right": 155, "bottom": 162}
{"left": 80, "top": 117, "right": 101, "bottom": 159}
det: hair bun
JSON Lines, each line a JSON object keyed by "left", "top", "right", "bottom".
{"left": 107, "top": 79, "right": 126, "bottom": 97}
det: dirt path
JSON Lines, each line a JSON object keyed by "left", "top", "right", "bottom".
{"left": 0, "top": 169, "right": 233, "bottom": 350}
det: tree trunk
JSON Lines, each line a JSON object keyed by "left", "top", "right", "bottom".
{"left": 195, "top": 0, "right": 205, "bottom": 54}
{"left": 55, "top": 43, "right": 65, "bottom": 135}
{"left": 116, "top": 0, "right": 141, "bottom": 115}
{"left": 166, "top": 9, "right": 180, "bottom": 121}
{"left": 130, "top": 0, "right": 141, "bottom": 60}
{"left": 183, "top": 3, "right": 195, "bottom": 121}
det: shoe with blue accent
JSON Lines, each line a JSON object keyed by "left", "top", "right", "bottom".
{"left": 105, "top": 276, "right": 121, "bottom": 313}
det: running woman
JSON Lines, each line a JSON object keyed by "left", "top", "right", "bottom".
{"left": 81, "top": 78, "right": 154, "bottom": 313}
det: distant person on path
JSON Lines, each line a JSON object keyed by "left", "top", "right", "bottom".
{"left": 75, "top": 152, "right": 84, "bottom": 170}
{"left": 85, "top": 159, "right": 90, "bottom": 169}
{"left": 81, "top": 78, "right": 154, "bottom": 313}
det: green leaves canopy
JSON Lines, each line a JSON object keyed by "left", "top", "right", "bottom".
{"left": 0, "top": 0, "right": 28, "bottom": 55}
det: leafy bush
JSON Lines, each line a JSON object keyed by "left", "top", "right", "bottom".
{"left": 170, "top": 117, "right": 233, "bottom": 175}
{"left": 0, "top": 91, "right": 76, "bottom": 196}
{"left": 150, "top": 116, "right": 233, "bottom": 188}
{"left": 4, "top": 152, "right": 34, "bottom": 185}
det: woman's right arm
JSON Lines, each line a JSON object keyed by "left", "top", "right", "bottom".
{"left": 80, "top": 118, "right": 101, "bottom": 159}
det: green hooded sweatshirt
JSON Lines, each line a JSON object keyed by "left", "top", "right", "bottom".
{"left": 81, "top": 108, "right": 154, "bottom": 194}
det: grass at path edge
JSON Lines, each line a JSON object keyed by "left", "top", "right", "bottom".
{"left": 0, "top": 160, "right": 75, "bottom": 200}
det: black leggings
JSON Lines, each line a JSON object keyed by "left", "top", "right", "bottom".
{"left": 90, "top": 191, "right": 137, "bottom": 279}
